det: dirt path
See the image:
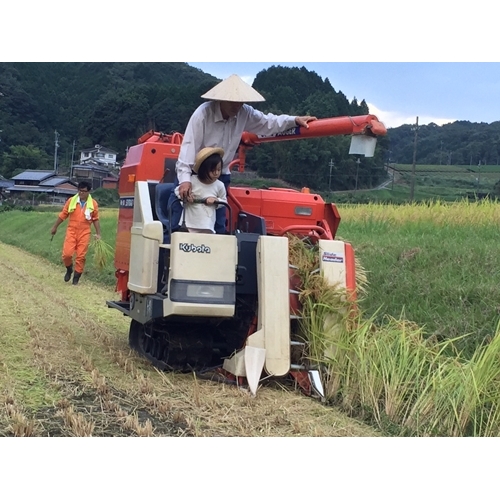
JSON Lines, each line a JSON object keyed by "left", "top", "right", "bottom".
{"left": 0, "top": 242, "right": 379, "bottom": 437}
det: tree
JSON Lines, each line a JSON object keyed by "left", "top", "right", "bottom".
{"left": 1, "top": 145, "right": 52, "bottom": 178}
{"left": 300, "top": 91, "right": 339, "bottom": 118}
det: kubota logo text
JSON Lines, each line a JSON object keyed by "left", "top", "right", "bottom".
{"left": 257, "top": 127, "right": 299, "bottom": 139}
{"left": 179, "top": 243, "right": 211, "bottom": 254}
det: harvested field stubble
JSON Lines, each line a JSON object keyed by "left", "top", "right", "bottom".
{"left": 0, "top": 242, "right": 379, "bottom": 437}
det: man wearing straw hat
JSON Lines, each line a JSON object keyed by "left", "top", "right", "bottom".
{"left": 172, "top": 74, "right": 317, "bottom": 234}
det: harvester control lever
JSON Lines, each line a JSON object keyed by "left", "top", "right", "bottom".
{"left": 193, "top": 198, "right": 227, "bottom": 207}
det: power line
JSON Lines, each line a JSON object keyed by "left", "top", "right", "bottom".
{"left": 53, "top": 130, "right": 60, "bottom": 174}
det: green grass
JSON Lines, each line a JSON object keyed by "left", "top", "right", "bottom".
{"left": 320, "top": 163, "right": 500, "bottom": 204}
{"left": 0, "top": 291, "right": 61, "bottom": 410}
{"left": 2, "top": 200, "right": 500, "bottom": 355}
{"left": 0, "top": 208, "right": 118, "bottom": 288}
{"left": 396, "top": 163, "right": 500, "bottom": 174}
{"left": 0, "top": 336, "right": 59, "bottom": 409}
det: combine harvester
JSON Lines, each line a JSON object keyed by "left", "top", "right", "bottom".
{"left": 107, "top": 115, "right": 387, "bottom": 396}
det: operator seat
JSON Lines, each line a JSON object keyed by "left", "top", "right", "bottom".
{"left": 155, "top": 182, "right": 175, "bottom": 243}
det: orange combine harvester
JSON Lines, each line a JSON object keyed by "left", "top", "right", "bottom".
{"left": 107, "top": 114, "right": 387, "bottom": 396}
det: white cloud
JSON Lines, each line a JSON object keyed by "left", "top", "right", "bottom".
{"left": 240, "top": 75, "right": 256, "bottom": 85}
{"left": 203, "top": 71, "right": 256, "bottom": 86}
{"left": 367, "top": 102, "right": 456, "bottom": 129}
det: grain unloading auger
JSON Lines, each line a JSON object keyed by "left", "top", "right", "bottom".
{"left": 107, "top": 114, "right": 387, "bottom": 396}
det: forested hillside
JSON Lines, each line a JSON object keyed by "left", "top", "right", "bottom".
{"left": 388, "top": 120, "right": 500, "bottom": 166}
{"left": 0, "top": 62, "right": 217, "bottom": 167}
{"left": 0, "top": 62, "right": 385, "bottom": 191}
{"left": 4, "top": 62, "right": 498, "bottom": 192}
{"left": 247, "top": 66, "right": 387, "bottom": 190}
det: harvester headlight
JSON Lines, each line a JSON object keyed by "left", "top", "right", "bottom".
{"left": 187, "top": 284, "right": 224, "bottom": 299}
{"left": 170, "top": 280, "right": 235, "bottom": 304}
{"left": 294, "top": 206, "right": 313, "bottom": 216}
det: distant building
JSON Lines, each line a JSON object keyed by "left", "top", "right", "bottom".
{"left": 71, "top": 164, "right": 116, "bottom": 191}
{"left": 0, "top": 175, "right": 14, "bottom": 201}
{"left": 8, "top": 170, "right": 77, "bottom": 204}
{"left": 69, "top": 143, "right": 120, "bottom": 190}
{"left": 102, "top": 175, "right": 119, "bottom": 190}
{"left": 79, "top": 145, "right": 118, "bottom": 167}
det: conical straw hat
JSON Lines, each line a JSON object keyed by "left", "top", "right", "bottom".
{"left": 201, "top": 74, "right": 265, "bottom": 102}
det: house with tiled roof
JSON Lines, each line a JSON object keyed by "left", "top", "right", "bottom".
{"left": 79, "top": 145, "right": 118, "bottom": 167}
{"left": 8, "top": 170, "right": 77, "bottom": 204}
{"left": 70, "top": 143, "right": 120, "bottom": 190}
{"left": 102, "top": 172, "right": 119, "bottom": 190}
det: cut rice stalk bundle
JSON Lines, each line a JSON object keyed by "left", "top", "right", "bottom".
{"left": 287, "top": 234, "right": 364, "bottom": 390}
{"left": 90, "top": 238, "right": 114, "bottom": 270}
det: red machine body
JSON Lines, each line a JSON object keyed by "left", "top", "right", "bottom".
{"left": 114, "top": 115, "right": 387, "bottom": 299}
{"left": 114, "top": 131, "right": 182, "bottom": 294}
{"left": 227, "top": 114, "right": 385, "bottom": 241}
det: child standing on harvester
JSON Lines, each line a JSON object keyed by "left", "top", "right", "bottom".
{"left": 174, "top": 147, "right": 227, "bottom": 233}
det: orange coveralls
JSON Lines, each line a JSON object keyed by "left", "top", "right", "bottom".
{"left": 58, "top": 198, "right": 99, "bottom": 274}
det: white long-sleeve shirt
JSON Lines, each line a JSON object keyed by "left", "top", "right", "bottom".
{"left": 175, "top": 101, "right": 298, "bottom": 184}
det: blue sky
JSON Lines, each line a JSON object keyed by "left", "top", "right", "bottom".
{"left": 188, "top": 62, "right": 500, "bottom": 129}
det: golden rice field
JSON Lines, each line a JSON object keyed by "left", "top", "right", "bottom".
{"left": 1, "top": 199, "right": 500, "bottom": 436}
{"left": 339, "top": 198, "right": 500, "bottom": 225}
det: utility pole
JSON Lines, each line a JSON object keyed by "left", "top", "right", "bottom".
{"left": 328, "top": 159, "right": 334, "bottom": 191}
{"left": 70, "top": 140, "right": 76, "bottom": 179}
{"left": 53, "top": 130, "right": 60, "bottom": 174}
{"left": 410, "top": 116, "right": 419, "bottom": 202}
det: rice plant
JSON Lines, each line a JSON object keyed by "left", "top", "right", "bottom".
{"left": 289, "top": 234, "right": 500, "bottom": 436}
{"left": 90, "top": 238, "right": 114, "bottom": 270}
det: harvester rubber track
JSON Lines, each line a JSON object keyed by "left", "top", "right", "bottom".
{"left": 129, "top": 319, "right": 214, "bottom": 371}
{"left": 128, "top": 296, "right": 258, "bottom": 372}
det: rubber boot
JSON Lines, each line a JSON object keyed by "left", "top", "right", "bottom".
{"left": 64, "top": 265, "right": 73, "bottom": 282}
{"left": 72, "top": 271, "right": 82, "bottom": 285}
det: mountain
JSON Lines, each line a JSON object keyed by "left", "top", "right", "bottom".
{"left": 0, "top": 62, "right": 218, "bottom": 160}
{"left": 387, "top": 120, "right": 500, "bottom": 166}
{"left": 0, "top": 63, "right": 380, "bottom": 190}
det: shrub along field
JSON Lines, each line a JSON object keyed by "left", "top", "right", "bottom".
{"left": 1, "top": 199, "right": 500, "bottom": 436}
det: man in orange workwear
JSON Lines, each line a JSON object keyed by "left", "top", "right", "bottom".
{"left": 51, "top": 181, "right": 101, "bottom": 285}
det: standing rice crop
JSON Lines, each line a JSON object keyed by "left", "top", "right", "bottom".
{"left": 289, "top": 234, "right": 500, "bottom": 436}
